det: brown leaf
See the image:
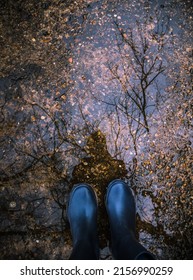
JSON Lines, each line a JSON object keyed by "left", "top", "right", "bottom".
{"left": 31, "top": 116, "right": 36, "bottom": 122}
{"left": 68, "top": 57, "right": 73, "bottom": 64}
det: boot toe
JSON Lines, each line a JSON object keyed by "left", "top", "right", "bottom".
{"left": 106, "top": 179, "right": 135, "bottom": 214}
{"left": 67, "top": 184, "right": 97, "bottom": 223}
{"left": 105, "top": 179, "right": 136, "bottom": 234}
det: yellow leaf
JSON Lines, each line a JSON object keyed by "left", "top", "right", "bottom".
{"left": 31, "top": 116, "right": 36, "bottom": 122}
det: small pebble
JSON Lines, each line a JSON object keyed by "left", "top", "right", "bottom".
{"left": 9, "top": 201, "right": 16, "bottom": 208}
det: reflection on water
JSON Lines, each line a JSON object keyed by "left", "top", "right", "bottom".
{"left": 72, "top": 130, "right": 127, "bottom": 249}
{"left": 0, "top": 0, "right": 192, "bottom": 259}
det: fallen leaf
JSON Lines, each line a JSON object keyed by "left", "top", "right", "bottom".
{"left": 61, "top": 95, "right": 67, "bottom": 101}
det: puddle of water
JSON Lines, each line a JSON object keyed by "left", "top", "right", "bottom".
{"left": 0, "top": 0, "right": 192, "bottom": 259}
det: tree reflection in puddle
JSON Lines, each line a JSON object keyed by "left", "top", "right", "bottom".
{"left": 0, "top": 0, "right": 192, "bottom": 259}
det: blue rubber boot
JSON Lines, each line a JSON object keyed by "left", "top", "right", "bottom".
{"left": 67, "top": 184, "right": 99, "bottom": 259}
{"left": 106, "top": 179, "right": 155, "bottom": 260}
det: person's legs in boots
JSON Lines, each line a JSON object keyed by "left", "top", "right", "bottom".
{"left": 105, "top": 179, "right": 155, "bottom": 260}
{"left": 67, "top": 184, "right": 99, "bottom": 260}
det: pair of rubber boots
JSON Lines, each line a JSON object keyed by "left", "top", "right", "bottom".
{"left": 67, "top": 179, "right": 155, "bottom": 260}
